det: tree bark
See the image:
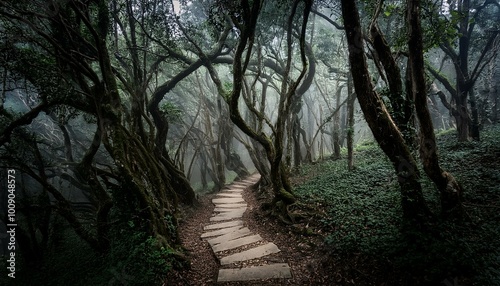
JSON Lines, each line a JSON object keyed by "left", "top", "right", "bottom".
{"left": 370, "top": 21, "right": 420, "bottom": 147}
{"left": 340, "top": 0, "right": 430, "bottom": 221}
{"left": 407, "top": 0, "right": 463, "bottom": 217}
{"left": 332, "top": 85, "right": 342, "bottom": 160}
{"left": 346, "top": 75, "right": 356, "bottom": 171}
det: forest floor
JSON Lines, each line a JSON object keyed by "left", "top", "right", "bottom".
{"left": 169, "top": 124, "right": 500, "bottom": 286}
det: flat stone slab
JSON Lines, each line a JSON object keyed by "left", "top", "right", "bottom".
{"left": 240, "top": 179, "right": 258, "bottom": 184}
{"left": 201, "top": 226, "right": 242, "bottom": 238}
{"left": 215, "top": 203, "right": 247, "bottom": 208}
{"left": 210, "top": 216, "right": 234, "bottom": 222}
{"left": 207, "top": 227, "right": 252, "bottom": 246}
{"left": 204, "top": 220, "right": 243, "bottom": 231}
{"left": 212, "top": 234, "right": 262, "bottom": 252}
{"left": 219, "top": 207, "right": 246, "bottom": 214}
{"left": 216, "top": 193, "right": 243, "bottom": 198}
{"left": 210, "top": 210, "right": 246, "bottom": 221}
{"left": 231, "top": 183, "right": 251, "bottom": 187}
{"left": 213, "top": 208, "right": 246, "bottom": 217}
{"left": 233, "top": 180, "right": 253, "bottom": 183}
{"left": 214, "top": 207, "right": 247, "bottom": 212}
{"left": 220, "top": 243, "right": 281, "bottom": 265}
{"left": 217, "top": 263, "right": 292, "bottom": 282}
{"left": 221, "top": 188, "right": 245, "bottom": 193}
{"left": 212, "top": 197, "right": 245, "bottom": 204}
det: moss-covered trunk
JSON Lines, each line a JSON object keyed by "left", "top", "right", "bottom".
{"left": 340, "top": 0, "right": 430, "bottom": 221}
{"left": 406, "top": 0, "right": 463, "bottom": 217}
{"left": 95, "top": 37, "right": 183, "bottom": 251}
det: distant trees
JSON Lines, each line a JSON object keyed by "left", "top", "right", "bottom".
{"left": 174, "top": 71, "right": 250, "bottom": 191}
{"left": 426, "top": 0, "right": 500, "bottom": 141}
{"left": 200, "top": 0, "right": 313, "bottom": 221}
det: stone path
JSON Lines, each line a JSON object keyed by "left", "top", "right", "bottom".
{"left": 200, "top": 173, "right": 292, "bottom": 283}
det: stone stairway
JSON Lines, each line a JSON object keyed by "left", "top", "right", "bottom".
{"left": 200, "top": 174, "right": 292, "bottom": 283}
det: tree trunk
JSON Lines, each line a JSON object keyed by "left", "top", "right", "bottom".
{"left": 200, "top": 152, "right": 209, "bottom": 190}
{"left": 404, "top": 58, "right": 418, "bottom": 149}
{"left": 407, "top": 0, "right": 463, "bottom": 217}
{"left": 332, "top": 85, "right": 342, "bottom": 160}
{"left": 340, "top": 0, "right": 430, "bottom": 221}
{"left": 292, "top": 115, "right": 303, "bottom": 167}
{"left": 219, "top": 97, "right": 250, "bottom": 180}
{"left": 346, "top": 75, "right": 356, "bottom": 171}
{"left": 469, "top": 89, "right": 480, "bottom": 140}
{"left": 455, "top": 107, "right": 471, "bottom": 141}
{"left": 488, "top": 59, "right": 499, "bottom": 123}
{"left": 249, "top": 139, "right": 272, "bottom": 186}
{"left": 370, "top": 23, "right": 405, "bottom": 131}
{"left": 97, "top": 38, "right": 184, "bottom": 250}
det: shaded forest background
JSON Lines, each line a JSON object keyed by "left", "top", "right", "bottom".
{"left": 0, "top": 0, "right": 499, "bottom": 285}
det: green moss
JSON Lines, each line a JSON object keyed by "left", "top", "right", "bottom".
{"left": 278, "top": 188, "right": 296, "bottom": 204}
{"left": 435, "top": 127, "right": 457, "bottom": 137}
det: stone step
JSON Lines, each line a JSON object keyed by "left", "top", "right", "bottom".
{"left": 231, "top": 183, "right": 251, "bottom": 187}
{"left": 212, "top": 208, "right": 246, "bottom": 217}
{"left": 203, "top": 220, "right": 243, "bottom": 231}
{"left": 220, "top": 243, "right": 281, "bottom": 265}
{"left": 220, "top": 188, "right": 245, "bottom": 193}
{"left": 216, "top": 193, "right": 243, "bottom": 198}
{"left": 201, "top": 226, "right": 242, "bottom": 238}
{"left": 217, "top": 263, "right": 292, "bottom": 282}
{"left": 212, "top": 197, "right": 245, "bottom": 204}
{"left": 234, "top": 179, "right": 254, "bottom": 183}
{"left": 212, "top": 234, "right": 262, "bottom": 252}
{"left": 210, "top": 210, "right": 246, "bottom": 221}
{"left": 214, "top": 206, "right": 247, "bottom": 212}
{"left": 214, "top": 203, "right": 247, "bottom": 208}
{"left": 234, "top": 179, "right": 253, "bottom": 183}
{"left": 207, "top": 227, "right": 252, "bottom": 246}
{"left": 240, "top": 179, "right": 257, "bottom": 184}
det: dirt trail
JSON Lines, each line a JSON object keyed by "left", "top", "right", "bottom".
{"left": 168, "top": 175, "right": 328, "bottom": 285}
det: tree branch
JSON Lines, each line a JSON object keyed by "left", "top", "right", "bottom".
{"left": 311, "top": 8, "right": 344, "bottom": 30}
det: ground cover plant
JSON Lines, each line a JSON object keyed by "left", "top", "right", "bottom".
{"left": 293, "top": 125, "right": 500, "bottom": 286}
{"left": 0, "top": 220, "right": 183, "bottom": 286}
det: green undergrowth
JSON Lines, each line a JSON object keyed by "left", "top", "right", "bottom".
{"left": 2, "top": 220, "right": 181, "bottom": 286}
{"left": 293, "top": 125, "right": 500, "bottom": 285}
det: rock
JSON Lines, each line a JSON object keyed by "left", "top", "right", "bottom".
{"left": 201, "top": 226, "right": 243, "bottom": 238}
{"left": 217, "top": 263, "right": 292, "bottom": 282}
{"left": 207, "top": 227, "right": 252, "bottom": 246}
{"left": 212, "top": 234, "right": 262, "bottom": 252}
{"left": 219, "top": 243, "right": 281, "bottom": 265}
{"left": 203, "top": 220, "right": 243, "bottom": 231}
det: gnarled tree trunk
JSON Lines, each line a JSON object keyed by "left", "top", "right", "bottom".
{"left": 407, "top": 0, "right": 463, "bottom": 217}
{"left": 340, "top": 0, "right": 430, "bottom": 221}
